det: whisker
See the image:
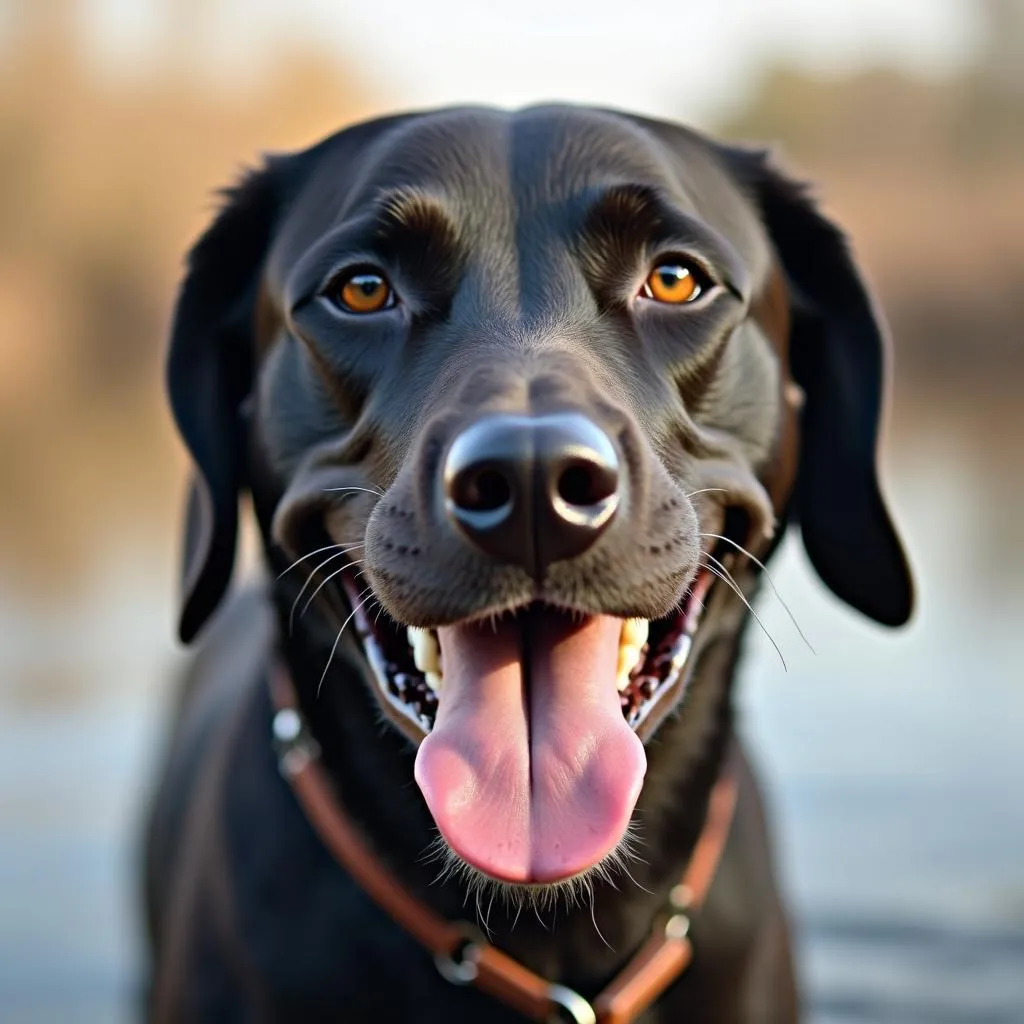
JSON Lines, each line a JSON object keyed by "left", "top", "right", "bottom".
{"left": 299, "top": 559, "right": 365, "bottom": 621}
{"left": 317, "top": 587, "right": 374, "bottom": 698}
{"left": 612, "top": 825, "right": 653, "bottom": 895}
{"left": 418, "top": 813, "right": 650, "bottom": 938}
{"left": 288, "top": 546, "right": 364, "bottom": 634}
{"left": 532, "top": 900, "right": 549, "bottom": 931}
{"left": 702, "top": 555, "right": 786, "bottom": 671}
{"left": 418, "top": 837, "right": 446, "bottom": 866}
{"left": 485, "top": 888, "right": 498, "bottom": 939}
{"left": 685, "top": 487, "right": 729, "bottom": 499}
{"left": 474, "top": 888, "right": 491, "bottom": 939}
{"left": 615, "top": 858, "right": 652, "bottom": 896}
{"left": 276, "top": 541, "right": 358, "bottom": 580}
{"left": 588, "top": 880, "right": 612, "bottom": 951}
{"left": 323, "top": 485, "right": 385, "bottom": 498}
{"left": 700, "top": 531, "right": 814, "bottom": 654}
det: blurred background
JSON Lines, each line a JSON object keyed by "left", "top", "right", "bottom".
{"left": 0, "top": 1, "right": 1021, "bottom": 1021}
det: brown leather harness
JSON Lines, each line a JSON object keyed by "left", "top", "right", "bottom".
{"left": 271, "top": 663, "right": 737, "bottom": 1024}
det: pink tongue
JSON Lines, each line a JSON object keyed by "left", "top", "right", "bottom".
{"left": 414, "top": 611, "right": 646, "bottom": 883}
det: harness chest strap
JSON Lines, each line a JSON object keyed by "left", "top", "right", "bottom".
{"left": 270, "top": 664, "right": 738, "bottom": 1024}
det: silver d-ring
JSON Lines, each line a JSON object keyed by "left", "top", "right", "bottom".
{"left": 546, "top": 983, "right": 597, "bottom": 1024}
{"left": 434, "top": 923, "right": 485, "bottom": 986}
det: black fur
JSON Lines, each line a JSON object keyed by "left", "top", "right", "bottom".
{"left": 146, "top": 106, "right": 913, "bottom": 1023}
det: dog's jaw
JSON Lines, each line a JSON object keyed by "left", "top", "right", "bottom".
{"left": 342, "top": 564, "right": 716, "bottom": 746}
{"left": 339, "top": 559, "right": 719, "bottom": 885}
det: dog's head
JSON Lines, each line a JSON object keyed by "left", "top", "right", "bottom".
{"left": 167, "top": 106, "right": 913, "bottom": 886}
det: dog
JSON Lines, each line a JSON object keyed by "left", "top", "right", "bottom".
{"left": 144, "top": 105, "right": 914, "bottom": 1023}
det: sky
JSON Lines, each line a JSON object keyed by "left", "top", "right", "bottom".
{"left": 69, "top": 0, "right": 984, "bottom": 124}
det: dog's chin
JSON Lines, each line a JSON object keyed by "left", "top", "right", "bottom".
{"left": 423, "top": 819, "right": 645, "bottom": 914}
{"left": 338, "top": 543, "right": 723, "bottom": 888}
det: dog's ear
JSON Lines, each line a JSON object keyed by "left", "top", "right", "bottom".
{"left": 725, "top": 148, "right": 914, "bottom": 626}
{"left": 166, "top": 159, "right": 285, "bottom": 643}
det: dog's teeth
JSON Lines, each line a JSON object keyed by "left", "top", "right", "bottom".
{"left": 671, "top": 633, "right": 693, "bottom": 671}
{"left": 616, "top": 644, "right": 643, "bottom": 690}
{"left": 621, "top": 618, "right": 649, "bottom": 647}
{"left": 407, "top": 626, "right": 441, "bottom": 675}
{"left": 614, "top": 620, "right": 649, "bottom": 691}
{"left": 425, "top": 671, "right": 443, "bottom": 693}
{"left": 614, "top": 618, "right": 647, "bottom": 692}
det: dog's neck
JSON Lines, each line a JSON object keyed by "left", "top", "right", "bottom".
{"left": 271, "top": 574, "right": 751, "bottom": 991}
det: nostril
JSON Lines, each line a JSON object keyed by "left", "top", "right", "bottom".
{"left": 454, "top": 467, "right": 512, "bottom": 512}
{"left": 557, "top": 460, "right": 618, "bottom": 508}
{"left": 557, "top": 464, "right": 593, "bottom": 506}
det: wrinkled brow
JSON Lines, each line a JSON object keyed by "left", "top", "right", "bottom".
{"left": 283, "top": 186, "right": 466, "bottom": 312}
{"left": 582, "top": 183, "right": 697, "bottom": 247}
{"left": 578, "top": 183, "right": 748, "bottom": 297}
{"left": 371, "top": 186, "right": 463, "bottom": 246}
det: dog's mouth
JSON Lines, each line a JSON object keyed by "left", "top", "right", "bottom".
{"left": 342, "top": 555, "right": 718, "bottom": 886}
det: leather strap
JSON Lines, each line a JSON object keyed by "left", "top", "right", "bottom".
{"left": 270, "top": 663, "right": 737, "bottom": 1024}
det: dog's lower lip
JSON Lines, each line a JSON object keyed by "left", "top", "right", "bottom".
{"left": 341, "top": 571, "right": 716, "bottom": 746}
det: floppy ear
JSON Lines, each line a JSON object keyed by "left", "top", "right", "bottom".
{"left": 166, "top": 160, "right": 284, "bottom": 643}
{"left": 727, "top": 149, "right": 914, "bottom": 626}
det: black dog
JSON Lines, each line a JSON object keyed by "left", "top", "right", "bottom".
{"left": 144, "top": 105, "right": 913, "bottom": 1023}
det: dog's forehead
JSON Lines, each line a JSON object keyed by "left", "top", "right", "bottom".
{"left": 273, "top": 106, "right": 772, "bottom": 278}
{"left": 357, "top": 106, "right": 694, "bottom": 202}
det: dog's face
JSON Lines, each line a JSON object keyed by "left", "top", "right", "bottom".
{"left": 167, "top": 106, "right": 913, "bottom": 886}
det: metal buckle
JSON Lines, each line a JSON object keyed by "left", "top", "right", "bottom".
{"left": 272, "top": 707, "right": 321, "bottom": 777}
{"left": 434, "top": 922, "right": 485, "bottom": 986}
{"left": 435, "top": 924, "right": 596, "bottom": 1024}
{"left": 546, "top": 984, "right": 597, "bottom": 1024}
{"left": 665, "top": 882, "right": 692, "bottom": 941}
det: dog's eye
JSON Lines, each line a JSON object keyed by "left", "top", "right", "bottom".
{"left": 641, "top": 261, "right": 707, "bottom": 304}
{"left": 326, "top": 271, "right": 395, "bottom": 314}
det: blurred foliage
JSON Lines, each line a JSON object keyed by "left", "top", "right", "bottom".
{"left": 721, "top": 44, "right": 1024, "bottom": 395}
{"left": 0, "top": 6, "right": 373, "bottom": 590}
{"left": 719, "top": 23, "right": 1024, "bottom": 589}
{"left": 0, "top": 1, "right": 1021, "bottom": 595}
{"left": 725, "top": 68, "right": 1024, "bottom": 168}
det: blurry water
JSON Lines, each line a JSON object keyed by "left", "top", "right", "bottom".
{"left": 1, "top": 436, "right": 1022, "bottom": 1023}
{"left": 741, "top": 489, "right": 1024, "bottom": 1022}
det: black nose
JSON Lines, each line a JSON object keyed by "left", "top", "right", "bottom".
{"left": 443, "top": 413, "right": 620, "bottom": 577}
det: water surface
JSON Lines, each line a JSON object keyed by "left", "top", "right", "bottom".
{"left": 1, "top": 434, "right": 1021, "bottom": 1022}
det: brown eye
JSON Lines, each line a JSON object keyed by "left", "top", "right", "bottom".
{"left": 330, "top": 271, "right": 394, "bottom": 314}
{"left": 642, "top": 261, "right": 705, "bottom": 304}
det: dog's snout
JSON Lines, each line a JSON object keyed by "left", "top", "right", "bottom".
{"left": 443, "top": 413, "right": 620, "bottom": 577}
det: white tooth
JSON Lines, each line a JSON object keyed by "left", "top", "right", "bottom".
{"left": 407, "top": 626, "right": 441, "bottom": 675}
{"left": 616, "top": 643, "right": 642, "bottom": 689}
{"left": 425, "top": 671, "right": 443, "bottom": 693}
{"left": 621, "top": 618, "right": 649, "bottom": 647}
{"left": 615, "top": 619, "right": 649, "bottom": 691}
{"left": 671, "top": 634, "right": 693, "bottom": 671}
{"left": 406, "top": 626, "right": 423, "bottom": 667}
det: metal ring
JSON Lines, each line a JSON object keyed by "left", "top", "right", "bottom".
{"left": 272, "top": 708, "right": 302, "bottom": 744}
{"left": 271, "top": 709, "right": 321, "bottom": 778}
{"left": 669, "top": 883, "right": 693, "bottom": 911}
{"left": 434, "top": 923, "right": 486, "bottom": 986}
{"left": 546, "top": 984, "right": 597, "bottom": 1024}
